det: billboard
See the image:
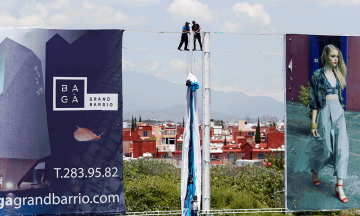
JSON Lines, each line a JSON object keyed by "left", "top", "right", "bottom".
{"left": 286, "top": 34, "right": 360, "bottom": 210}
{"left": 0, "top": 29, "right": 125, "bottom": 215}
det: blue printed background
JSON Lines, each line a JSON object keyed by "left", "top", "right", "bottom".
{"left": 0, "top": 30, "right": 125, "bottom": 215}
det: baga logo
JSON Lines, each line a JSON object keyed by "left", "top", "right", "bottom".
{"left": 53, "top": 77, "right": 118, "bottom": 111}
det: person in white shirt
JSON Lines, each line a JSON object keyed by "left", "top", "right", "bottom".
{"left": 191, "top": 195, "right": 198, "bottom": 216}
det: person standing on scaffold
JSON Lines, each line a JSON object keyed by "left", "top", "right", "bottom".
{"left": 178, "top": 21, "right": 190, "bottom": 51}
{"left": 192, "top": 21, "right": 202, "bottom": 51}
{"left": 191, "top": 196, "right": 198, "bottom": 216}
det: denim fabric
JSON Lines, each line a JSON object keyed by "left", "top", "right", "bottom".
{"left": 294, "top": 99, "right": 349, "bottom": 179}
{"left": 309, "top": 68, "right": 342, "bottom": 110}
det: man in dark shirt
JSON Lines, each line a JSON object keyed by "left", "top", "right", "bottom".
{"left": 178, "top": 22, "right": 190, "bottom": 51}
{"left": 192, "top": 21, "right": 202, "bottom": 50}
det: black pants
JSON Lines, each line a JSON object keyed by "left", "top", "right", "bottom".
{"left": 193, "top": 33, "right": 202, "bottom": 50}
{"left": 191, "top": 210, "right": 198, "bottom": 216}
{"left": 178, "top": 35, "right": 188, "bottom": 50}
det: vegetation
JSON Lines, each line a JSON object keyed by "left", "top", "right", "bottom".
{"left": 255, "top": 117, "right": 261, "bottom": 144}
{"left": 265, "top": 153, "right": 285, "bottom": 171}
{"left": 123, "top": 159, "right": 357, "bottom": 215}
{"left": 214, "top": 119, "right": 225, "bottom": 129}
{"left": 124, "top": 158, "right": 283, "bottom": 212}
{"left": 298, "top": 81, "right": 311, "bottom": 108}
{"left": 131, "top": 116, "right": 135, "bottom": 131}
{"left": 269, "top": 122, "right": 277, "bottom": 127}
{"left": 149, "top": 136, "right": 157, "bottom": 141}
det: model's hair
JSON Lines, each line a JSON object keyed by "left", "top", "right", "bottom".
{"left": 320, "top": 44, "right": 346, "bottom": 89}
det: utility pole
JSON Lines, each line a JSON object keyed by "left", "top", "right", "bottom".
{"left": 202, "top": 32, "right": 210, "bottom": 215}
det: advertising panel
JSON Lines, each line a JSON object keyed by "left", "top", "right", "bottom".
{"left": 0, "top": 29, "right": 125, "bottom": 215}
{"left": 286, "top": 34, "right": 360, "bottom": 210}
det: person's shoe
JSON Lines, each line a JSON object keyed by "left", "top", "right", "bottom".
{"left": 311, "top": 169, "right": 320, "bottom": 187}
{"left": 193, "top": 48, "right": 196, "bottom": 51}
{"left": 335, "top": 184, "right": 348, "bottom": 203}
{"left": 184, "top": 48, "right": 189, "bottom": 51}
{"left": 178, "top": 48, "right": 182, "bottom": 51}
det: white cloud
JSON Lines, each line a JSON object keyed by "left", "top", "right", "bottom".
{"left": 222, "top": 21, "right": 241, "bottom": 33}
{"left": 244, "top": 88, "right": 283, "bottom": 102}
{"left": 108, "top": 0, "right": 160, "bottom": 6}
{"left": 234, "top": 71, "right": 239, "bottom": 74}
{"left": 123, "top": 60, "right": 136, "bottom": 69}
{"left": 35, "top": 3, "right": 49, "bottom": 18}
{"left": 0, "top": 2, "right": 49, "bottom": 27}
{"left": 0, "top": 13, "right": 17, "bottom": 27}
{"left": 83, "top": 1, "right": 96, "bottom": 10}
{"left": 304, "top": 0, "right": 360, "bottom": 5}
{"left": 16, "top": 3, "right": 48, "bottom": 27}
{"left": 0, "top": 0, "right": 18, "bottom": 9}
{"left": 232, "top": 2, "right": 271, "bottom": 25}
{"left": 145, "top": 61, "right": 160, "bottom": 71}
{"left": 0, "top": 1, "right": 149, "bottom": 28}
{"left": 167, "top": 0, "right": 214, "bottom": 21}
{"left": 49, "top": 13, "right": 69, "bottom": 24}
{"left": 77, "top": 2, "right": 148, "bottom": 26}
{"left": 113, "top": 12, "right": 148, "bottom": 26}
{"left": 49, "top": 0, "right": 69, "bottom": 9}
{"left": 171, "top": 80, "right": 183, "bottom": 84}
{"left": 212, "top": 82, "right": 283, "bottom": 102}
{"left": 169, "top": 59, "right": 187, "bottom": 71}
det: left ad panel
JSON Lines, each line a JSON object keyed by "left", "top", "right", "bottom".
{"left": 0, "top": 29, "right": 125, "bottom": 215}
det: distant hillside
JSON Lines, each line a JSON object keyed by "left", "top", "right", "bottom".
{"left": 123, "top": 70, "right": 284, "bottom": 121}
{"left": 123, "top": 104, "right": 242, "bottom": 122}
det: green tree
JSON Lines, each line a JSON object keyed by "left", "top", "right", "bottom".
{"left": 135, "top": 117, "right": 137, "bottom": 128}
{"left": 131, "top": 116, "right": 135, "bottom": 131}
{"left": 255, "top": 117, "right": 261, "bottom": 144}
{"left": 146, "top": 119, "right": 150, "bottom": 126}
{"left": 224, "top": 136, "right": 227, "bottom": 146}
{"left": 139, "top": 116, "right": 142, "bottom": 123}
{"left": 182, "top": 118, "right": 185, "bottom": 128}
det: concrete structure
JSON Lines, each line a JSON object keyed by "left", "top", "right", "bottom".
{"left": 123, "top": 121, "right": 285, "bottom": 162}
{"left": 238, "top": 120, "right": 245, "bottom": 131}
{"left": 0, "top": 38, "right": 51, "bottom": 191}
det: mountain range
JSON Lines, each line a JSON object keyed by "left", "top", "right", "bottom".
{"left": 123, "top": 70, "right": 284, "bottom": 122}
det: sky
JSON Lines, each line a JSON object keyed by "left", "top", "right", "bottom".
{"left": 0, "top": 0, "right": 359, "bottom": 103}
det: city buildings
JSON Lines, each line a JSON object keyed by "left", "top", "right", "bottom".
{"left": 123, "top": 119, "right": 284, "bottom": 163}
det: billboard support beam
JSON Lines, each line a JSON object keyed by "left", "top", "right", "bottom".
{"left": 202, "top": 32, "right": 211, "bottom": 215}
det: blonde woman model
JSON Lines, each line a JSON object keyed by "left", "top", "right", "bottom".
{"left": 295, "top": 44, "right": 349, "bottom": 203}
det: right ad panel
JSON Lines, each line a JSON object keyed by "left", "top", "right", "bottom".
{"left": 286, "top": 34, "right": 360, "bottom": 210}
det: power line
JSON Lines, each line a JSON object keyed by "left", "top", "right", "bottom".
{"left": 124, "top": 29, "right": 284, "bottom": 35}
{"left": 210, "top": 50, "right": 283, "bottom": 55}
{"left": 122, "top": 47, "right": 282, "bottom": 55}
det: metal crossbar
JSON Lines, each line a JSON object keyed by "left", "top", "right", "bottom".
{"left": 202, "top": 208, "right": 287, "bottom": 214}
{"left": 126, "top": 210, "right": 182, "bottom": 215}
{"left": 126, "top": 208, "right": 288, "bottom": 215}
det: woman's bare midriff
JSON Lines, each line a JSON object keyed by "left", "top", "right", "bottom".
{"left": 326, "top": 94, "right": 339, "bottom": 100}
